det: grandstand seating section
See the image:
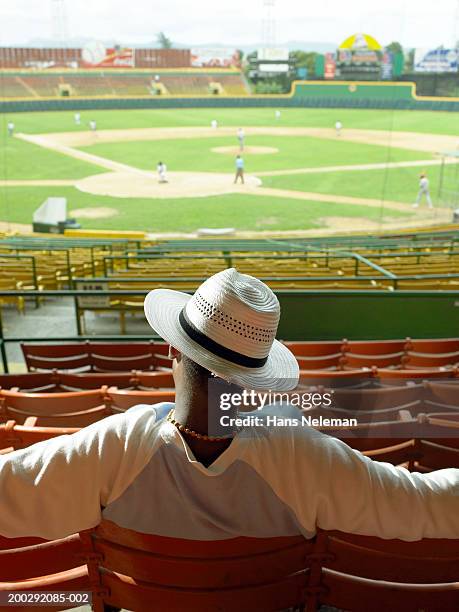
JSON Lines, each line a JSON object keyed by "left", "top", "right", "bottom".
{"left": 0, "top": 71, "right": 249, "bottom": 98}
{"left": 1, "top": 234, "right": 459, "bottom": 325}
{"left": 2, "top": 235, "right": 459, "bottom": 337}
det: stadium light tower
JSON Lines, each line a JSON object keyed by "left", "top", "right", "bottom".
{"left": 51, "top": 0, "right": 68, "bottom": 46}
{"left": 261, "top": 0, "right": 276, "bottom": 48}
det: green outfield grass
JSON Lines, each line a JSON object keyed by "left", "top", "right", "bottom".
{"left": 0, "top": 186, "right": 412, "bottom": 232}
{"left": 262, "top": 166, "right": 443, "bottom": 205}
{"left": 0, "top": 107, "right": 453, "bottom": 232}
{"left": 79, "top": 135, "right": 429, "bottom": 174}
{"left": 4, "top": 108, "right": 459, "bottom": 136}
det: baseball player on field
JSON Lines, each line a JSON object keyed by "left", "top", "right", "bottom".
{"left": 157, "top": 161, "right": 168, "bottom": 183}
{"left": 413, "top": 173, "right": 433, "bottom": 209}
{"left": 234, "top": 155, "right": 244, "bottom": 184}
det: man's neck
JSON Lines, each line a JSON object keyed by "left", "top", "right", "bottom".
{"left": 173, "top": 390, "right": 233, "bottom": 467}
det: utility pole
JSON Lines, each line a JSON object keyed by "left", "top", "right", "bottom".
{"left": 51, "top": 0, "right": 68, "bottom": 46}
{"left": 261, "top": 0, "right": 276, "bottom": 48}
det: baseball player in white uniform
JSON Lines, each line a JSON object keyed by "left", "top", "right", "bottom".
{"left": 74, "top": 112, "right": 81, "bottom": 126}
{"left": 7, "top": 121, "right": 14, "bottom": 136}
{"left": 157, "top": 161, "right": 168, "bottom": 183}
{"left": 211, "top": 119, "right": 218, "bottom": 129}
{"left": 413, "top": 173, "right": 433, "bottom": 208}
{"left": 335, "top": 120, "right": 342, "bottom": 137}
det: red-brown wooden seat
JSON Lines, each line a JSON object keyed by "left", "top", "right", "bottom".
{"left": 57, "top": 371, "right": 137, "bottom": 391}
{"left": 298, "top": 369, "right": 374, "bottom": 387}
{"left": 320, "top": 568, "right": 458, "bottom": 611}
{"left": 0, "top": 388, "right": 109, "bottom": 425}
{"left": 21, "top": 343, "right": 92, "bottom": 372}
{"left": 0, "top": 419, "right": 79, "bottom": 451}
{"left": 423, "top": 412, "right": 459, "bottom": 427}
{"left": 81, "top": 519, "right": 313, "bottom": 612}
{"left": 0, "top": 534, "right": 88, "bottom": 612}
{"left": 283, "top": 341, "right": 344, "bottom": 370}
{"left": 343, "top": 339, "right": 408, "bottom": 355}
{"left": 404, "top": 353, "right": 459, "bottom": 369}
{"left": 295, "top": 355, "right": 343, "bottom": 370}
{"left": 21, "top": 341, "right": 172, "bottom": 373}
{"left": 3, "top": 406, "right": 111, "bottom": 428}
{"left": 341, "top": 340, "right": 407, "bottom": 369}
{"left": 89, "top": 341, "right": 169, "bottom": 372}
{"left": 282, "top": 340, "right": 344, "bottom": 357}
{"left": 317, "top": 530, "right": 459, "bottom": 611}
{"left": 79, "top": 520, "right": 459, "bottom": 612}
{"left": 427, "top": 381, "right": 459, "bottom": 407}
{"left": 331, "top": 385, "right": 423, "bottom": 411}
{"left": 105, "top": 388, "right": 175, "bottom": 412}
{"left": 405, "top": 338, "right": 459, "bottom": 354}
{"left": 376, "top": 367, "right": 457, "bottom": 381}
{"left": 0, "top": 372, "right": 57, "bottom": 393}
{"left": 341, "top": 353, "right": 404, "bottom": 369}
{"left": 413, "top": 439, "right": 459, "bottom": 471}
{"left": 134, "top": 371, "right": 175, "bottom": 390}
{"left": 361, "top": 439, "right": 416, "bottom": 466}
{"left": 305, "top": 404, "right": 421, "bottom": 424}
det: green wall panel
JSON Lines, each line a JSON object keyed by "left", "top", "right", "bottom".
{"left": 276, "top": 291, "right": 459, "bottom": 340}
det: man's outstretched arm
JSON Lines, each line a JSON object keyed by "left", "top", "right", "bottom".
{"left": 0, "top": 406, "right": 160, "bottom": 540}
{"left": 249, "top": 427, "right": 459, "bottom": 541}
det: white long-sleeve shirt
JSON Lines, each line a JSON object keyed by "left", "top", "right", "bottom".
{"left": 0, "top": 403, "right": 457, "bottom": 541}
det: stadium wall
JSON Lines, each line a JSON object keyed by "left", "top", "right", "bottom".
{"left": 1, "top": 79, "right": 459, "bottom": 112}
{"left": 276, "top": 291, "right": 459, "bottom": 340}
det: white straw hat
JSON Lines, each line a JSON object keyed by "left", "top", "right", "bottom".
{"left": 144, "top": 268, "right": 299, "bottom": 391}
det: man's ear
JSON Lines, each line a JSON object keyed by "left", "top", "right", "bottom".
{"left": 168, "top": 345, "right": 182, "bottom": 361}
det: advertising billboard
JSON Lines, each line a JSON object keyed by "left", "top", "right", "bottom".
{"left": 381, "top": 52, "right": 393, "bottom": 79}
{"left": 324, "top": 52, "right": 336, "bottom": 80}
{"left": 257, "top": 48, "right": 289, "bottom": 61}
{"left": 81, "top": 42, "right": 135, "bottom": 68}
{"left": 258, "top": 63, "right": 289, "bottom": 73}
{"left": 414, "top": 48, "right": 458, "bottom": 73}
{"left": 190, "top": 49, "right": 240, "bottom": 67}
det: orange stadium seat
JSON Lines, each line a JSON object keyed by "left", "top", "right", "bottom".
{"left": 80, "top": 519, "right": 313, "bottom": 612}
{"left": 0, "top": 388, "right": 110, "bottom": 426}
{"left": 75, "top": 520, "right": 459, "bottom": 612}
{"left": 319, "top": 531, "right": 459, "bottom": 611}
{"left": 0, "top": 419, "right": 79, "bottom": 452}
{"left": 0, "top": 534, "right": 88, "bottom": 610}
{"left": 105, "top": 388, "right": 175, "bottom": 412}
{"left": 20, "top": 341, "right": 172, "bottom": 372}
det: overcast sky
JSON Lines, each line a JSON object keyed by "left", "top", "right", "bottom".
{"left": 0, "top": 0, "right": 458, "bottom": 48}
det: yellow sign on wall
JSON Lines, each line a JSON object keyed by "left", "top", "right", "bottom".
{"left": 339, "top": 33, "right": 382, "bottom": 51}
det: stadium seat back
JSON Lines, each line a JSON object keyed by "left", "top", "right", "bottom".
{"left": 81, "top": 519, "right": 312, "bottom": 612}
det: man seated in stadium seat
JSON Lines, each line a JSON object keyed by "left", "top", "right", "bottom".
{"left": 0, "top": 268, "right": 457, "bottom": 542}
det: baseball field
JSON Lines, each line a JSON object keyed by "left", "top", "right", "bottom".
{"left": 1, "top": 107, "right": 458, "bottom": 236}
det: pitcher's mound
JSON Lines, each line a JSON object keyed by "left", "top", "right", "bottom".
{"left": 75, "top": 171, "right": 261, "bottom": 199}
{"left": 211, "top": 146, "right": 278, "bottom": 155}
